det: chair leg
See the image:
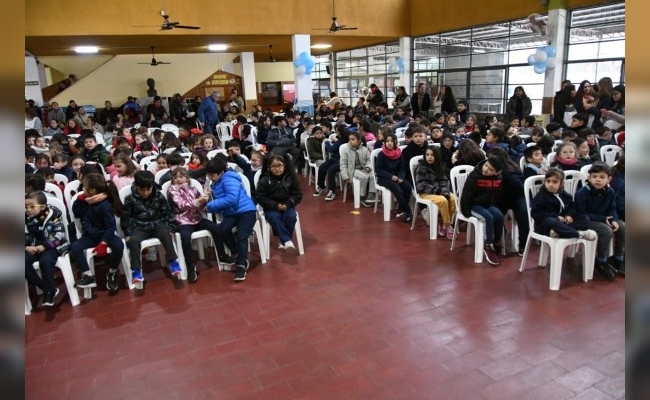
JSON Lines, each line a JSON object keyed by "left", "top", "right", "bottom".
{"left": 519, "top": 236, "right": 534, "bottom": 272}
{"left": 450, "top": 221, "right": 459, "bottom": 251}
{"left": 429, "top": 208, "right": 438, "bottom": 241}
{"left": 295, "top": 215, "right": 305, "bottom": 255}
{"left": 353, "top": 178, "right": 361, "bottom": 209}
{"left": 548, "top": 244, "right": 567, "bottom": 290}
{"left": 382, "top": 192, "right": 391, "bottom": 222}
{"left": 25, "top": 281, "right": 32, "bottom": 315}
{"left": 410, "top": 203, "right": 419, "bottom": 231}
{"left": 473, "top": 222, "right": 485, "bottom": 264}
{"left": 57, "top": 257, "right": 80, "bottom": 306}
{"left": 254, "top": 221, "right": 267, "bottom": 264}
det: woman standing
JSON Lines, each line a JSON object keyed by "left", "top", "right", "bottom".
{"left": 506, "top": 86, "right": 532, "bottom": 122}
{"left": 439, "top": 85, "right": 458, "bottom": 114}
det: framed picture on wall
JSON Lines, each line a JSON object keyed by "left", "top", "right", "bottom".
{"left": 204, "top": 87, "right": 225, "bottom": 99}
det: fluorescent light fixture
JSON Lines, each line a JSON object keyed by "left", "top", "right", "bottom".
{"left": 311, "top": 44, "right": 332, "bottom": 49}
{"left": 74, "top": 46, "right": 99, "bottom": 54}
{"left": 207, "top": 44, "right": 228, "bottom": 51}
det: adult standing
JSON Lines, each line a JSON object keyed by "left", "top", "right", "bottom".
{"left": 601, "top": 84, "right": 625, "bottom": 130}
{"left": 198, "top": 91, "right": 220, "bottom": 134}
{"left": 229, "top": 89, "right": 245, "bottom": 111}
{"left": 392, "top": 86, "right": 411, "bottom": 110}
{"left": 410, "top": 83, "right": 431, "bottom": 117}
{"left": 48, "top": 102, "right": 66, "bottom": 124}
{"left": 325, "top": 92, "right": 344, "bottom": 110}
{"left": 432, "top": 87, "right": 443, "bottom": 115}
{"left": 506, "top": 86, "right": 532, "bottom": 122}
{"left": 98, "top": 101, "right": 118, "bottom": 126}
{"left": 553, "top": 79, "right": 572, "bottom": 106}
{"left": 365, "top": 84, "right": 384, "bottom": 107}
{"left": 65, "top": 100, "right": 80, "bottom": 122}
{"left": 439, "top": 85, "right": 458, "bottom": 114}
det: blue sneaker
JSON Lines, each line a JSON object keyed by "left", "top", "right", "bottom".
{"left": 131, "top": 269, "right": 144, "bottom": 284}
{"left": 169, "top": 259, "right": 182, "bottom": 278}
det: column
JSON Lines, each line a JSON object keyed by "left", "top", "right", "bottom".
{"left": 399, "top": 37, "right": 411, "bottom": 97}
{"left": 292, "top": 34, "right": 314, "bottom": 116}
{"left": 542, "top": 0, "right": 568, "bottom": 114}
{"left": 25, "top": 55, "right": 44, "bottom": 106}
{"left": 240, "top": 52, "right": 257, "bottom": 111}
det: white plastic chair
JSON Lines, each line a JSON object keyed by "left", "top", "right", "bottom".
{"left": 252, "top": 170, "right": 302, "bottom": 258}
{"left": 339, "top": 144, "right": 362, "bottom": 208}
{"left": 139, "top": 155, "right": 158, "bottom": 171}
{"left": 25, "top": 197, "right": 81, "bottom": 314}
{"left": 161, "top": 179, "right": 221, "bottom": 277}
{"left": 118, "top": 185, "right": 175, "bottom": 288}
{"left": 207, "top": 149, "right": 228, "bottom": 160}
{"left": 600, "top": 144, "right": 622, "bottom": 166}
{"left": 370, "top": 148, "right": 393, "bottom": 222}
{"left": 552, "top": 139, "right": 563, "bottom": 152}
{"left": 546, "top": 152, "right": 556, "bottom": 166}
{"left": 161, "top": 123, "right": 179, "bottom": 137}
{"left": 44, "top": 182, "right": 64, "bottom": 205}
{"left": 449, "top": 165, "right": 486, "bottom": 263}
{"left": 179, "top": 152, "right": 193, "bottom": 165}
{"left": 237, "top": 172, "right": 269, "bottom": 263}
{"left": 519, "top": 175, "right": 597, "bottom": 290}
{"left": 154, "top": 168, "right": 170, "bottom": 185}
{"left": 305, "top": 140, "right": 326, "bottom": 186}
{"left": 216, "top": 123, "right": 233, "bottom": 148}
{"left": 579, "top": 164, "right": 592, "bottom": 180}
{"left": 526, "top": 142, "right": 538, "bottom": 148}
{"left": 54, "top": 173, "right": 69, "bottom": 187}
{"left": 409, "top": 156, "right": 440, "bottom": 240}
{"left": 63, "top": 180, "right": 81, "bottom": 210}
{"left": 395, "top": 127, "right": 407, "bottom": 138}
{"left": 69, "top": 192, "right": 134, "bottom": 299}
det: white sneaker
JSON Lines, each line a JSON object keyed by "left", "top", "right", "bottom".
{"left": 325, "top": 191, "right": 336, "bottom": 201}
{"left": 283, "top": 240, "right": 296, "bottom": 251}
{"left": 278, "top": 243, "right": 286, "bottom": 250}
{"left": 578, "top": 230, "right": 598, "bottom": 241}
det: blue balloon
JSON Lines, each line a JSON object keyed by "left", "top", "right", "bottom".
{"left": 543, "top": 45, "right": 556, "bottom": 58}
{"left": 527, "top": 54, "right": 536, "bottom": 66}
{"left": 396, "top": 57, "right": 404, "bottom": 73}
{"left": 533, "top": 62, "right": 547, "bottom": 74}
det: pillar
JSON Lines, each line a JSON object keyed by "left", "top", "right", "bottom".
{"left": 542, "top": 0, "right": 568, "bottom": 114}
{"left": 25, "top": 55, "right": 44, "bottom": 106}
{"left": 240, "top": 52, "right": 257, "bottom": 111}
{"left": 399, "top": 37, "right": 411, "bottom": 96}
{"left": 292, "top": 34, "right": 314, "bottom": 116}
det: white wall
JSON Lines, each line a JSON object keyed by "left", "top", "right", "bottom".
{"left": 233, "top": 62, "right": 295, "bottom": 83}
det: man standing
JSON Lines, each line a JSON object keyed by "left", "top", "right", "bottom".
{"left": 198, "top": 91, "right": 220, "bottom": 134}
{"left": 410, "top": 82, "right": 431, "bottom": 117}
{"left": 47, "top": 102, "right": 67, "bottom": 124}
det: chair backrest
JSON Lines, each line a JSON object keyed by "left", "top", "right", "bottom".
{"left": 552, "top": 139, "right": 563, "bottom": 152}
{"left": 600, "top": 144, "right": 622, "bottom": 166}
{"left": 395, "top": 127, "right": 407, "bottom": 138}
{"left": 179, "top": 152, "right": 192, "bottom": 164}
{"left": 69, "top": 192, "right": 84, "bottom": 239}
{"left": 526, "top": 141, "right": 538, "bottom": 148}
{"left": 154, "top": 168, "right": 170, "bottom": 184}
{"left": 370, "top": 148, "right": 382, "bottom": 180}
{"left": 366, "top": 140, "right": 376, "bottom": 149}
{"left": 449, "top": 165, "right": 474, "bottom": 210}
{"left": 207, "top": 149, "right": 227, "bottom": 160}
{"left": 54, "top": 173, "right": 69, "bottom": 187}
{"left": 523, "top": 175, "right": 545, "bottom": 228}
{"left": 45, "top": 196, "right": 71, "bottom": 240}
{"left": 63, "top": 180, "right": 81, "bottom": 209}
{"left": 118, "top": 185, "right": 132, "bottom": 204}
{"left": 161, "top": 123, "right": 179, "bottom": 137}
{"left": 139, "top": 155, "right": 158, "bottom": 171}
{"left": 239, "top": 172, "right": 252, "bottom": 197}
{"left": 253, "top": 169, "right": 262, "bottom": 189}
{"left": 519, "top": 156, "right": 527, "bottom": 172}
{"left": 409, "top": 155, "right": 423, "bottom": 195}
{"left": 399, "top": 144, "right": 407, "bottom": 150}
{"left": 546, "top": 152, "right": 556, "bottom": 166}
{"left": 563, "top": 170, "right": 587, "bottom": 198}
{"left": 44, "top": 182, "right": 64, "bottom": 205}
{"left": 579, "top": 164, "right": 592, "bottom": 178}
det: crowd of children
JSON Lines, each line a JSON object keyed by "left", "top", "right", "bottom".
{"left": 25, "top": 84, "right": 625, "bottom": 307}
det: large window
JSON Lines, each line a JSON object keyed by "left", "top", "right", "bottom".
{"left": 311, "top": 55, "right": 331, "bottom": 105}
{"left": 564, "top": 3, "right": 625, "bottom": 85}
{"left": 413, "top": 18, "right": 549, "bottom": 116}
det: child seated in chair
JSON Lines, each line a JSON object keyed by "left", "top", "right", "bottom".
{"left": 575, "top": 162, "right": 625, "bottom": 280}
{"left": 460, "top": 156, "right": 504, "bottom": 266}
{"left": 530, "top": 168, "right": 595, "bottom": 241}
{"left": 254, "top": 155, "right": 303, "bottom": 251}
{"left": 306, "top": 126, "right": 325, "bottom": 164}
{"left": 71, "top": 173, "right": 125, "bottom": 291}
{"left": 25, "top": 191, "right": 69, "bottom": 307}
{"left": 522, "top": 145, "right": 549, "bottom": 178}
{"left": 121, "top": 170, "right": 182, "bottom": 285}
{"left": 340, "top": 131, "right": 376, "bottom": 207}
{"left": 166, "top": 167, "right": 229, "bottom": 283}
{"left": 415, "top": 146, "right": 456, "bottom": 238}
{"left": 375, "top": 132, "right": 413, "bottom": 221}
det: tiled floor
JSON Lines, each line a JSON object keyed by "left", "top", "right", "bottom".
{"left": 25, "top": 177, "right": 625, "bottom": 399}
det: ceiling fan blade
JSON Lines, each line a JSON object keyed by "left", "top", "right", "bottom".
{"left": 340, "top": 27, "right": 358, "bottom": 30}
{"left": 137, "top": 63, "right": 151, "bottom": 65}
{"left": 174, "top": 25, "right": 200, "bottom": 29}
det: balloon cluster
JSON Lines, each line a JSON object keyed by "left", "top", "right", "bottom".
{"left": 527, "top": 45, "right": 556, "bottom": 74}
{"left": 387, "top": 57, "right": 405, "bottom": 74}
{"left": 293, "top": 52, "right": 316, "bottom": 78}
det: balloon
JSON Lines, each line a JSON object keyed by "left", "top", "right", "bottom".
{"left": 295, "top": 65, "right": 306, "bottom": 78}
{"left": 545, "top": 57, "right": 556, "bottom": 69}
{"left": 527, "top": 54, "right": 536, "bottom": 66}
{"left": 396, "top": 57, "right": 404, "bottom": 73}
{"left": 533, "top": 62, "right": 546, "bottom": 74}
{"left": 543, "top": 45, "right": 556, "bottom": 58}
{"left": 534, "top": 49, "right": 547, "bottom": 62}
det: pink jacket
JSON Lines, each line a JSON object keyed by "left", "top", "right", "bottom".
{"left": 111, "top": 174, "right": 134, "bottom": 191}
{"left": 166, "top": 183, "right": 203, "bottom": 226}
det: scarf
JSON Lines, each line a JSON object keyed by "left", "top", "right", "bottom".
{"left": 556, "top": 156, "right": 577, "bottom": 166}
{"left": 525, "top": 162, "right": 548, "bottom": 174}
{"left": 382, "top": 144, "right": 402, "bottom": 160}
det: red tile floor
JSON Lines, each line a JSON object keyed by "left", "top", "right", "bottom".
{"left": 25, "top": 176, "right": 625, "bottom": 399}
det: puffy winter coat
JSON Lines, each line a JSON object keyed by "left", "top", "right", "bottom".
{"left": 121, "top": 184, "right": 175, "bottom": 236}
{"left": 205, "top": 170, "right": 256, "bottom": 217}
{"left": 25, "top": 205, "right": 69, "bottom": 255}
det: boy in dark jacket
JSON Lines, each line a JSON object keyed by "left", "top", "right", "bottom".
{"left": 530, "top": 168, "right": 595, "bottom": 240}
{"left": 121, "top": 170, "right": 181, "bottom": 285}
{"left": 400, "top": 124, "right": 428, "bottom": 185}
{"left": 25, "top": 191, "right": 69, "bottom": 306}
{"left": 82, "top": 134, "right": 110, "bottom": 166}
{"left": 575, "top": 162, "right": 625, "bottom": 279}
{"left": 460, "top": 156, "right": 504, "bottom": 266}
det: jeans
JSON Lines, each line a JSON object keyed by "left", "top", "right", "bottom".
{"left": 588, "top": 220, "right": 625, "bottom": 259}
{"left": 176, "top": 219, "right": 221, "bottom": 268}
{"left": 377, "top": 178, "right": 412, "bottom": 213}
{"left": 535, "top": 215, "right": 589, "bottom": 238}
{"left": 317, "top": 159, "right": 340, "bottom": 191}
{"left": 127, "top": 224, "right": 177, "bottom": 270}
{"left": 25, "top": 249, "right": 58, "bottom": 292}
{"left": 216, "top": 211, "right": 257, "bottom": 266}
{"left": 264, "top": 208, "right": 297, "bottom": 244}
{"left": 471, "top": 205, "right": 504, "bottom": 244}
{"left": 70, "top": 234, "right": 124, "bottom": 273}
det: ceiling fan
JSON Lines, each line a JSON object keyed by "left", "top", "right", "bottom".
{"left": 138, "top": 47, "right": 170, "bottom": 66}
{"left": 134, "top": 0, "right": 200, "bottom": 31}
{"left": 313, "top": 0, "right": 358, "bottom": 33}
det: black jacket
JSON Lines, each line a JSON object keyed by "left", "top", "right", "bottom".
{"left": 72, "top": 197, "right": 118, "bottom": 243}
{"left": 410, "top": 93, "right": 431, "bottom": 116}
{"left": 254, "top": 171, "right": 303, "bottom": 211}
{"left": 495, "top": 169, "right": 525, "bottom": 210}
{"left": 121, "top": 184, "right": 175, "bottom": 236}
{"left": 460, "top": 160, "right": 502, "bottom": 217}
{"left": 530, "top": 186, "right": 578, "bottom": 228}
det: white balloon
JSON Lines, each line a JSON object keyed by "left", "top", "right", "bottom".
{"left": 534, "top": 49, "right": 547, "bottom": 63}
{"left": 545, "top": 57, "right": 556, "bottom": 69}
{"left": 387, "top": 57, "right": 397, "bottom": 66}
{"left": 295, "top": 65, "right": 306, "bottom": 78}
